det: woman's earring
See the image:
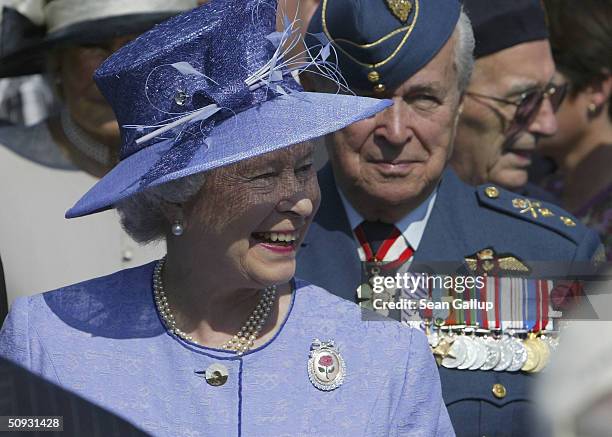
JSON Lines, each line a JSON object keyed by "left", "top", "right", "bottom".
{"left": 588, "top": 102, "right": 597, "bottom": 115}
{"left": 171, "top": 219, "right": 184, "bottom": 236}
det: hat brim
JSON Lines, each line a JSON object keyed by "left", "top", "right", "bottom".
{"left": 66, "top": 92, "right": 392, "bottom": 218}
{"left": 0, "top": 13, "right": 180, "bottom": 78}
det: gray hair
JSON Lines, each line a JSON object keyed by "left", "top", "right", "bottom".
{"left": 116, "top": 172, "right": 207, "bottom": 244}
{"left": 454, "top": 9, "right": 475, "bottom": 94}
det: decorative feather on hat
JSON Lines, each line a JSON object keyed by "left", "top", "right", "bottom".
{"left": 65, "top": 0, "right": 392, "bottom": 218}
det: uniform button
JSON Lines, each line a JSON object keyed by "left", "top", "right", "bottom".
{"left": 122, "top": 249, "right": 134, "bottom": 262}
{"left": 560, "top": 216, "right": 576, "bottom": 227}
{"left": 205, "top": 363, "right": 229, "bottom": 386}
{"left": 373, "top": 83, "right": 386, "bottom": 94}
{"left": 539, "top": 207, "right": 554, "bottom": 217}
{"left": 484, "top": 186, "right": 499, "bottom": 199}
{"left": 492, "top": 383, "right": 507, "bottom": 399}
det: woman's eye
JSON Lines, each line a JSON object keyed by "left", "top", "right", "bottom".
{"left": 251, "top": 172, "right": 278, "bottom": 180}
{"left": 296, "top": 163, "right": 313, "bottom": 173}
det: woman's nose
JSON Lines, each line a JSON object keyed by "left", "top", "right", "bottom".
{"left": 277, "top": 195, "right": 314, "bottom": 218}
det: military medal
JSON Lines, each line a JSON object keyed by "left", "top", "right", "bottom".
{"left": 468, "top": 333, "right": 489, "bottom": 370}
{"left": 493, "top": 334, "right": 515, "bottom": 372}
{"left": 521, "top": 333, "right": 541, "bottom": 372}
{"left": 356, "top": 282, "right": 374, "bottom": 308}
{"left": 480, "top": 335, "right": 501, "bottom": 371}
{"left": 531, "top": 335, "right": 551, "bottom": 373}
{"left": 442, "top": 332, "right": 468, "bottom": 369}
{"left": 457, "top": 330, "right": 478, "bottom": 370}
{"left": 506, "top": 334, "right": 528, "bottom": 372}
{"left": 432, "top": 335, "right": 456, "bottom": 366}
{"left": 308, "top": 339, "right": 345, "bottom": 391}
{"left": 540, "top": 331, "right": 559, "bottom": 352}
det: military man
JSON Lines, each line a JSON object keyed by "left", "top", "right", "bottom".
{"left": 296, "top": 0, "right": 602, "bottom": 435}
{"left": 450, "top": 0, "right": 563, "bottom": 198}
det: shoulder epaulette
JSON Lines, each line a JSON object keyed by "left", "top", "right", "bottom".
{"left": 476, "top": 184, "right": 587, "bottom": 244}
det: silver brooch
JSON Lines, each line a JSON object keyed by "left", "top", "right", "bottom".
{"left": 174, "top": 89, "right": 189, "bottom": 106}
{"left": 308, "top": 339, "right": 346, "bottom": 391}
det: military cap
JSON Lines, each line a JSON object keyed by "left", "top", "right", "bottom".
{"left": 463, "top": 0, "right": 549, "bottom": 59}
{"left": 306, "top": 0, "right": 462, "bottom": 94}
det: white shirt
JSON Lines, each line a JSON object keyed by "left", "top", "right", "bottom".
{"left": 337, "top": 186, "right": 438, "bottom": 262}
{"left": 338, "top": 186, "right": 437, "bottom": 324}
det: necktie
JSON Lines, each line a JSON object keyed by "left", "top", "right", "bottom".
{"left": 355, "top": 221, "right": 399, "bottom": 259}
{"left": 355, "top": 221, "right": 415, "bottom": 268}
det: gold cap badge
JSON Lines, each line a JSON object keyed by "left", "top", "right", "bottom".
{"left": 386, "top": 0, "right": 413, "bottom": 23}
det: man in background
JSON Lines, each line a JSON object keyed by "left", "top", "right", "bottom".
{"left": 450, "top": 0, "right": 565, "bottom": 200}
{"left": 297, "top": 0, "right": 601, "bottom": 435}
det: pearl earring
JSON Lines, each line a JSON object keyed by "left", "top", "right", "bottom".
{"left": 588, "top": 102, "right": 597, "bottom": 114}
{"left": 171, "top": 219, "right": 184, "bottom": 236}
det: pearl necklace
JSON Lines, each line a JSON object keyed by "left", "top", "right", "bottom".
{"left": 60, "top": 108, "right": 112, "bottom": 167}
{"left": 153, "top": 257, "right": 277, "bottom": 355}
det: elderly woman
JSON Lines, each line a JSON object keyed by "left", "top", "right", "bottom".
{"left": 0, "top": 1, "right": 452, "bottom": 436}
{"left": 0, "top": 1, "right": 196, "bottom": 304}
{"left": 538, "top": 0, "right": 612, "bottom": 259}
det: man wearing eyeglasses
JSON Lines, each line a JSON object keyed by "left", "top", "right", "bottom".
{"left": 297, "top": 0, "right": 603, "bottom": 436}
{"left": 451, "top": 0, "right": 566, "bottom": 194}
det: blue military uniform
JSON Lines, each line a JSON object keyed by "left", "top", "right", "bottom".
{"left": 297, "top": 165, "right": 602, "bottom": 436}
{"left": 301, "top": 0, "right": 603, "bottom": 435}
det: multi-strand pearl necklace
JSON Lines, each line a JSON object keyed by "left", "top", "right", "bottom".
{"left": 153, "top": 257, "right": 277, "bottom": 355}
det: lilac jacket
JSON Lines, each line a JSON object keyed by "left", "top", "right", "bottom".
{"left": 0, "top": 262, "right": 453, "bottom": 436}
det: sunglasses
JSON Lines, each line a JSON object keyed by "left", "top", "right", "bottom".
{"left": 466, "top": 82, "right": 568, "bottom": 140}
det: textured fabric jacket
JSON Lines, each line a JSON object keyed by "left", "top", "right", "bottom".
{"left": 0, "top": 262, "right": 453, "bottom": 437}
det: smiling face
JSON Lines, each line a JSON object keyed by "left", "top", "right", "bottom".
{"left": 326, "top": 33, "right": 462, "bottom": 222}
{"left": 181, "top": 142, "right": 319, "bottom": 290}
{"left": 451, "top": 39, "right": 558, "bottom": 190}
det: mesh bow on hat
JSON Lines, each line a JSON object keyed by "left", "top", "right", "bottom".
{"left": 66, "top": 0, "right": 392, "bottom": 218}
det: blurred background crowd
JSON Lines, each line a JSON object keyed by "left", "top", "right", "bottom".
{"left": 0, "top": 0, "right": 610, "bottom": 436}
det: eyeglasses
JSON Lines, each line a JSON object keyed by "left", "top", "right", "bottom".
{"left": 466, "top": 82, "right": 568, "bottom": 140}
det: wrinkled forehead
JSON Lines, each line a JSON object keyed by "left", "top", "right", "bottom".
{"left": 475, "top": 39, "right": 555, "bottom": 89}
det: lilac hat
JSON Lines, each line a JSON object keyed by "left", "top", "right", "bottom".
{"left": 66, "top": 0, "right": 391, "bottom": 218}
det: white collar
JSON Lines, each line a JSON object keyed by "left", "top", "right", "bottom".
{"left": 337, "top": 187, "right": 438, "bottom": 251}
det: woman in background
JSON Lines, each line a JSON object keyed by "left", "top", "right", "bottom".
{"left": 538, "top": 0, "right": 612, "bottom": 259}
{"left": 0, "top": 1, "right": 196, "bottom": 305}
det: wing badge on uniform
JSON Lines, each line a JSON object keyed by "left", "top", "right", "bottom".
{"left": 464, "top": 248, "right": 531, "bottom": 275}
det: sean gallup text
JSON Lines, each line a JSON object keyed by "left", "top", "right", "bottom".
{"left": 372, "top": 298, "right": 494, "bottom": 312}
